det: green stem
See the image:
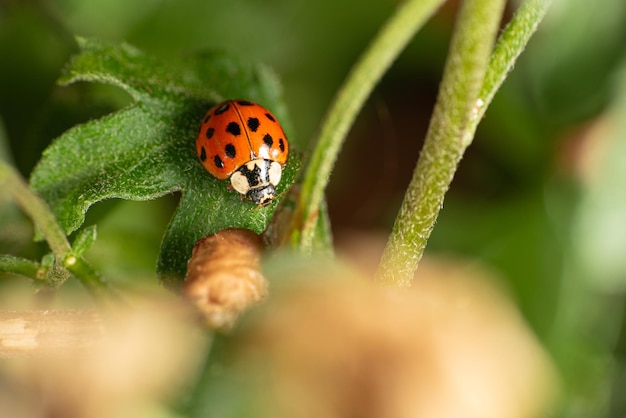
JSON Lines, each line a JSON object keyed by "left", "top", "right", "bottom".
{"left": 290, "top": 0, "right": 446, "bottom": 251}
{"left": 0, "top": 254, "right": 42, "bottom": 280}
{"left": 375, "top": 0, "right": 507, "bottom": 287}
{"left": 0, "top": 161, "right": 110, "bottom": 292}
{"left": 65, "top": 257, "right": 111, "bottom": 298}
{"left": 0, "top": 163, "right": 72, "bottom": 259}
{"left": 463, "top": 0, "right": 553, "bottom": 146}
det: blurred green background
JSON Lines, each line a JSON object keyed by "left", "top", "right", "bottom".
{"left": 2, "top": 0, "right": 626, "bottom": 415}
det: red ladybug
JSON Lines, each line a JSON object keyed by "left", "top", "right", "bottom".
{"left": 196, "top": 100, "right": 289, "bottom": 206}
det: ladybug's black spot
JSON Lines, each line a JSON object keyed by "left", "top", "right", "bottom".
{"left": 247, "top": 117, "right": 260, "bottom": 132}
{"left": 203, "top": 113, "right": 211, "bottom": 123}
{"left": 225, "top": 143, "right": 236, "bottom": 158}
{"left": 215, "top": 103, "right": 230, "bottom": 115}
{"left": 214, "top": 155, "right": 225, "bottom": 169}
{"left": 279, "top": 138, "right": 285, "bottom": 152}
{"left": 206, "top": 127, "right": 215, "bottom": 139}
{"left": 226, "top": 122, "right": 241, "bottom": 136}
{"left": 237, "top": 100, "right": 254, "bottom": 106}
{"left": 263, "top": 134, "right": 273, "bottom": 147}
{"left": 265, "top": 113, "right": 275, "bottom": 122}
{"left": 200, "top": 146, "right": 207, "bottom": 162}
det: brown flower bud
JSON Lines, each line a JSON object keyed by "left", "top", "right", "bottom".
{"left": 183, "top": 228, "right": 267, "bottom": 330}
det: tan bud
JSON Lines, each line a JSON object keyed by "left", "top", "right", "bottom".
{"left": 183, "top": 228, "right": 268, "bottom": 330}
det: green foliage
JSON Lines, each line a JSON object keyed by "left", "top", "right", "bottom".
{"left": 2, "top": 0, "right": 626, "bottom": 416}
{"left": 71, "top": 225, "right": 97, "bottom": 257}
{"left": 29, "top": 38, "right": 300, "bottom": 283}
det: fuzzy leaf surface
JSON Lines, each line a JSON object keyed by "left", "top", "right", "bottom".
{"left": 30, "top": 38, "right": 298, "bottom": 284}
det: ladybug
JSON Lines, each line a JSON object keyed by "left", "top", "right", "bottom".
{"left": 196, "top": 99, "right": 289, "bottom": 206}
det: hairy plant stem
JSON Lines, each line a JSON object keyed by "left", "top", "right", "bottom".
{"left": 375, "top": 0, "right": 508, "bottom": 287}
{"left": 0, "top": 255, "right": 42, "bottom": 280}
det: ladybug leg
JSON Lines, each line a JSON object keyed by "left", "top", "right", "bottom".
{"left": 274, "top": 189, "right": 289, "bottom": 201}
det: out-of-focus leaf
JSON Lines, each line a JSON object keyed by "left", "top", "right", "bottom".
{"left": 525, "top": 0, "right": 626, "bottom": 126}
{"left": 573, "top": 67, "right": 626, "bottom": 291}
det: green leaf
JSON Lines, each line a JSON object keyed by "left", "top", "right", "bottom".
{"left": 72, "top": 224, "right": 97, "bottom": 256}
{"left": 30, "top": 38, "right": 299, "bottom": 285}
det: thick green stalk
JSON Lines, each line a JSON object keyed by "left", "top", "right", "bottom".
{"left": 291, "top": 0, "right": 446, "bottom": 251}
{"left": 376, "top": 0, "right": 507, "bottom": 287}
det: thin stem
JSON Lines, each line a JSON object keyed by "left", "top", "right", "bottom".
{"left": 289, "top": 0, "right": 446, "bottom": 251}
{"left": 65, "top": 257, "right": 112, "bottom": 298}
{"left": 0, "top": 162, "right": 72, "bottom": 259}
{"left": 0, "top": 254, "right": 42, "bottom": 280}
{"left": 0, "top": 162, "right": 110, "bottom": 292}
{"left": 375, "top": 0, "right": 507, "bottom": 287}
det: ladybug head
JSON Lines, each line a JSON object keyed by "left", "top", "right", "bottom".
{"left": 230, "top": 159, "right": 282, "bottom": 207}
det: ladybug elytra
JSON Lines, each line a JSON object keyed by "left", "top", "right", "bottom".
{"left": 196, "top": 100, "right": 289, "bottom": 206}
